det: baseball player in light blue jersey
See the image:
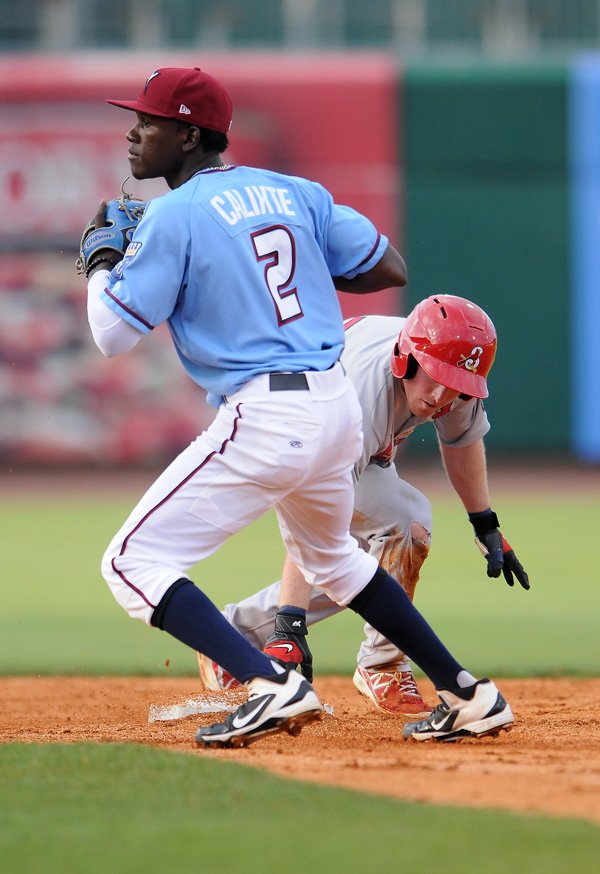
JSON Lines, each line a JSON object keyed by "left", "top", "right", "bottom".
{"left": 83, "top": 66, "right": 515, "bottom": 747}
{"left": 103, "top": 165, "right": 387, "bottom": 406}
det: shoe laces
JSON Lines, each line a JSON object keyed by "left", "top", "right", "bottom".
{"left": 397, "top": 671, "right": 421, "bottom": 698}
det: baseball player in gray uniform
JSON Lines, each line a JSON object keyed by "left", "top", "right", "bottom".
{"left": 82, "top": 65, "right": 516, "bottom": 747}
{"left": 198, "top": 297, "right": 530, "bottom": 717}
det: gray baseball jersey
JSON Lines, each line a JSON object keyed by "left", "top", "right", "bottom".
{"left": 223, "top": 314, "right": 491, "bottom": 668}
{"left": 343, "top": 314, "right": 490, "bottom": 480}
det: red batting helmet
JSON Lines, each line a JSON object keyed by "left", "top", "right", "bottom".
{"left": 391, "top": 295, "right": 497, "bottom": 398}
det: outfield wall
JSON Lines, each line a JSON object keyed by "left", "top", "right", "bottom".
{"left": 402, "top": 58, "right": 599, "bottom": 462}
{"left": 403, "top": 62, "right": 570, "bottom": 457}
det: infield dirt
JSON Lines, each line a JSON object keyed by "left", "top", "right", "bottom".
{"left": 3, "top": 464, "right": 599, "bottom": 825}
{"left": 2, "top": 675, "right": 600, "bottom": 825}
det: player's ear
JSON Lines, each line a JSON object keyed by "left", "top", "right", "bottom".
{"left": 181, "top": 124, "right": 201, "bottom": 152}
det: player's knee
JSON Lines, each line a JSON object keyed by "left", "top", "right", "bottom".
{"left": 411, "top": 491, "right": 433, "bottom": 534}
{"left": 406, "top": 523, "right": 431, "bottom": 572}
{"left": 410, "top": 521, "right": 431, "bottom": 547}
{"left": 377, "top": 524, "right": 431, "bottom": 601}
{"left": 100, "top": 542, "right": 131, "bottom": 609}
{"left": 100, "top": 545, "right": 153, "bottom": 623}
{"left": 101, "top": 542, "right": 118, "bottom": 587}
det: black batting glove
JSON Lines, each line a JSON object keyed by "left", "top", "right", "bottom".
{"left": 263, "top": 607, "right": 313, "bottom": 682}
{"left": 469, "top": 509, "right": 530, "bottom": 590}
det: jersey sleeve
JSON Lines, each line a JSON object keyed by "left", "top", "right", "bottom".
{"left": 325, "top": 204, "right": 389, "bottom": 279}
{"left": 434, "top": 398, "right": 490, "bottom": 447}
{"left": 301, "top": 181, "right": 388, "bottom": 279}
{"left": 99, "top": 197, "right": 189, "bottom": 333}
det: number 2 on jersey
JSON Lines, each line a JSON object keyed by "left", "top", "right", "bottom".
{"left": 251, "top": 225, "right": 303, "bottom": 325}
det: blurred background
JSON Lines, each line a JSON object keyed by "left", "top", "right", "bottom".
{"left": 1, "top": 0, "right": 600, "bottom": 469}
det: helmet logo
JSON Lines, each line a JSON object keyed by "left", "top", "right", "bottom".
{"left": 457, "top": 346, "right": 483, "bottom": 373}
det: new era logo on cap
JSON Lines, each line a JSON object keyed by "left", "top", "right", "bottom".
{"left": 107, "top": 67, "right": 233, "bottom": 134}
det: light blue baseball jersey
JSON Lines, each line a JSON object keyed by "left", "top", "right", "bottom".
{"left": 101, "top": 165, "right": 388, "bottom": 406}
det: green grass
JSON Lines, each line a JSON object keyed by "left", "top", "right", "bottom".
{"left": 1, "top": 744, "right": 598, "bottom": 874}
{"left": 2, "top": 479, "right": 600, "bottom": 868}
{"left": 2, "top": 494, "right": 287, "bottom": 675}
{"left": 2, "top": 485, "right": 599, "bottom": 676}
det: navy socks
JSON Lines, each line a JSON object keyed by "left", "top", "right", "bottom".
{"left": 151, "top": 579, "right": 277, "bottom": 684}
{"left": 152, "top": 569, "right": 467, "bottom": 691}
{"left": 348, "top": 566, "right": 465, "bottom": 690}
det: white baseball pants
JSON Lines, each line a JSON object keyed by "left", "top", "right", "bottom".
{"left": 222, "top": 461, "right": 433, "bottom": 668}
{"left": 101, "top": 363, "right": 379, "bottom": 625}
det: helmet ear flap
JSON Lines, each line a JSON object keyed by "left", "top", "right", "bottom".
{"left": 391, "top": 337, "right": 417, "bottom": 380}
{"left": 391, "top": 340, "right": 406, "bottom": 378}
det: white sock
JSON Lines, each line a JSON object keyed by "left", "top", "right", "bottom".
{"left": 456, "top": 670, "right": 478, "bottom": 688}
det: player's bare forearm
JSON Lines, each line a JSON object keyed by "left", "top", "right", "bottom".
{"left": 439, "top": 439, "right": 491, "bottom": 513}
{"left": 279, "top": 554, "right": 313, "bottom": 610}
{"left": 333, "top": 244, "right": 407, "bottom": 293}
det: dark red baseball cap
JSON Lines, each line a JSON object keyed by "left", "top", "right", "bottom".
{"left": 107, "top": 67, "right": 233, "bottom": 133}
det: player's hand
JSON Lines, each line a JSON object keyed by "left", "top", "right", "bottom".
{"left": 94, "top": 200, "right": 108, "bottom": 230}
{"left": 86, "top": 201, "right": 118, "bottom": 273}
{"left": 264, "top": 609, "right": 313, "bottom": 682}
{"left": 469, "top": 509, "right": 530, "bottom": 590}
{"left": 76, "top": 183, "right": 145, "bottom": 277}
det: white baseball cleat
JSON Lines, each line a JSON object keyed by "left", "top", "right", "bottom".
{"left": 195, "top": 665, "right": 323, "bottom": 748}
{"left": 402, "top": 678, "right": 514, "bottom": 742}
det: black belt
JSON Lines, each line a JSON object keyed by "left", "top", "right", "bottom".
{"left": 269, "top": 372, "right": 309, "bottom": 391}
